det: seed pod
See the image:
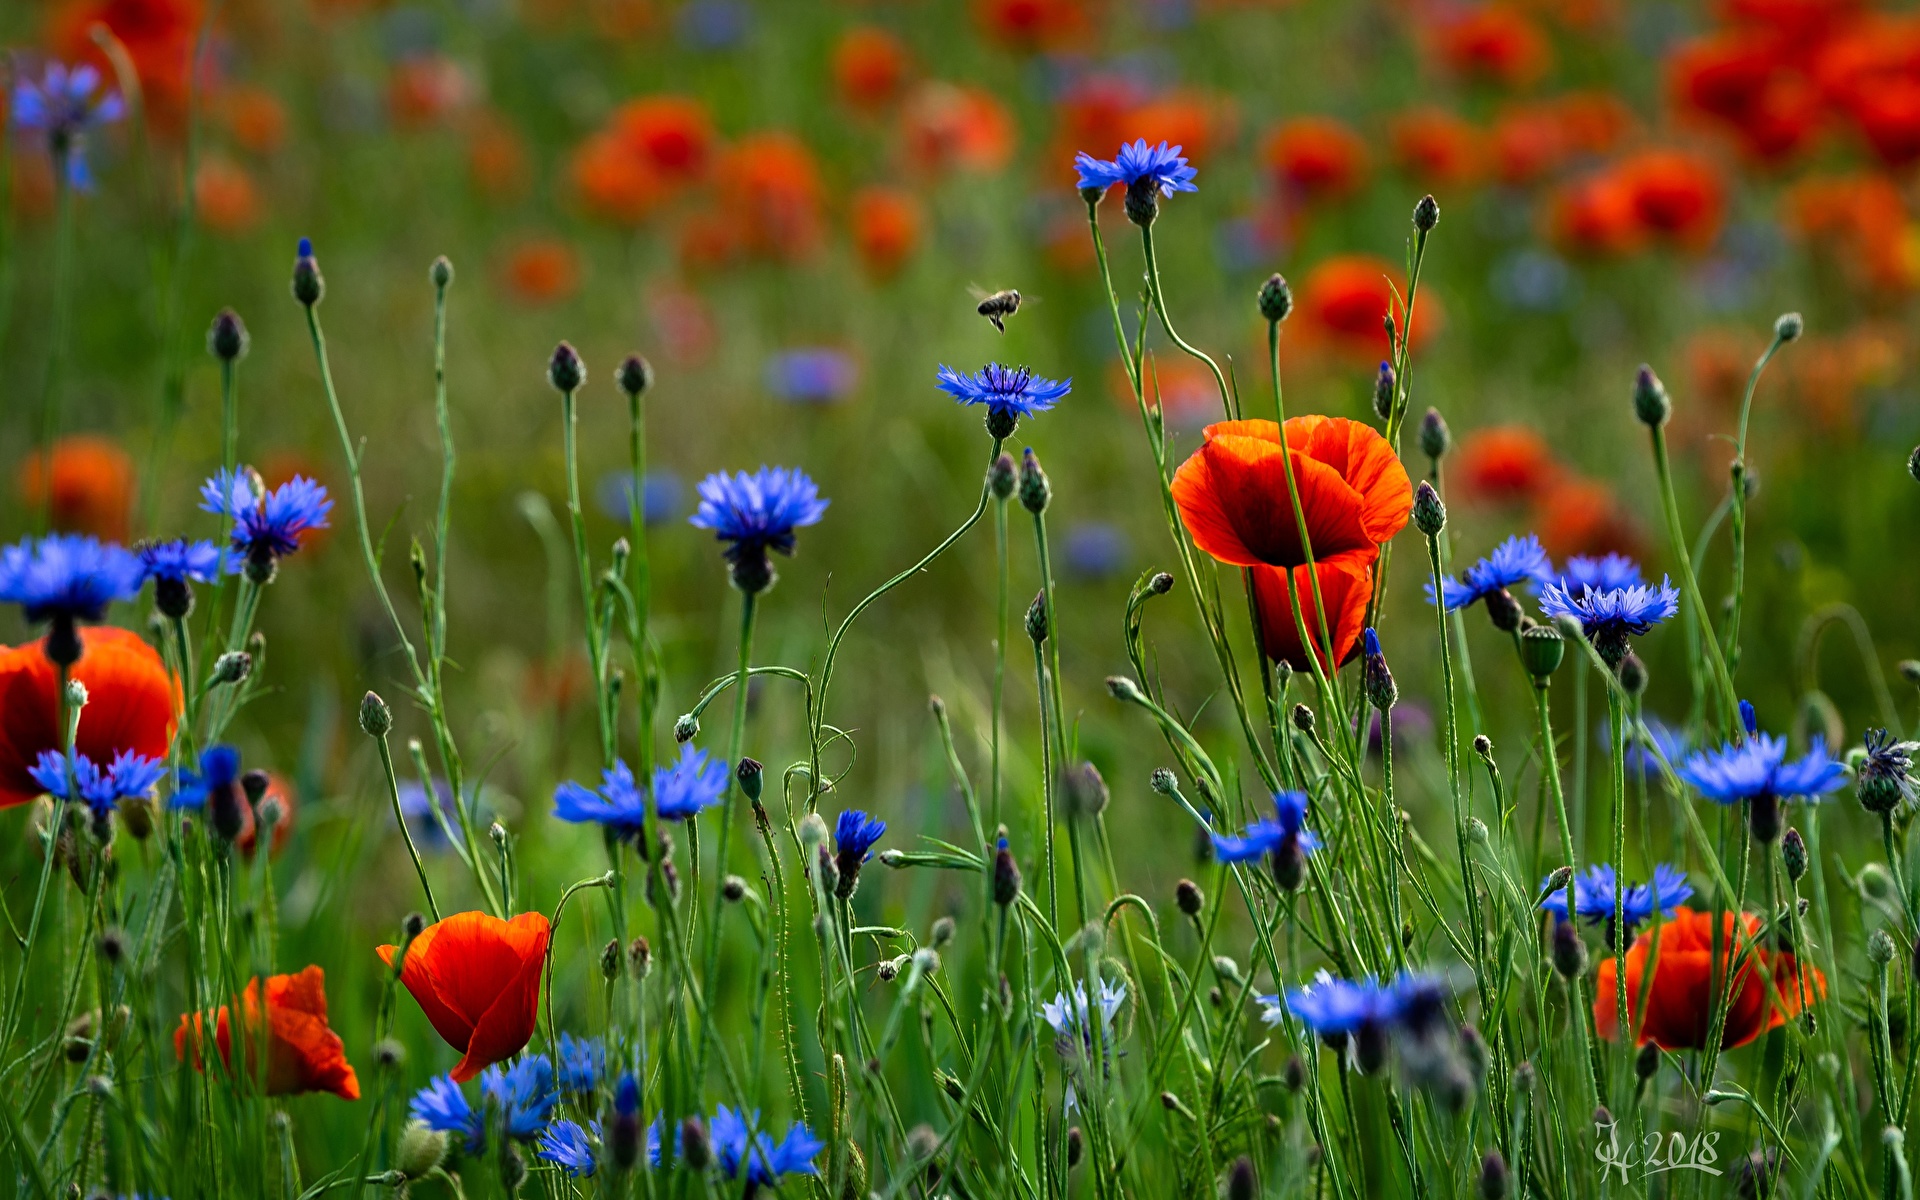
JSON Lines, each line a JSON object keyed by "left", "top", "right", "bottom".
{"left": 736, "top": 757, "right": 763, "bottom": 802}
{"left": 1520, "top": 625, "right": 1565, "bottom": 680}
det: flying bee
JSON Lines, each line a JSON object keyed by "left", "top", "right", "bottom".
{"left": 970, "top": 286, "right": 1032, "bottom": 334}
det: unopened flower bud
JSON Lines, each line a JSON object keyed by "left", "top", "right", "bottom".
{"left": 1150, "top": 767, "right": 1177, "bottom": 796}
{"left": 1362, "top": 628, "right": 1396, "bottom": 710}
{"left": 1413, "top": 193, "right": 1440, "bottom": 233}
{"left": 1062, "top": 761, "right": 1108, "bottom": 819}
{"left": 1420, "top": 407, "right": 1450, "bottom": 461}
{"left": 601, "top": 938, "right": 622, "bottom": 980}
{"left": 674, "top": 713, "right": 699, "bottom": 743}
{"left": 1781, "top": 828, "right": 1807, "bottom": 883}
{"left": 1413, "top": 481, "right": 1446, "bottom": 536}
{"left": 1068, "top": 1126, "right": 1085, "bottom": 1168}
{"left": 212, "top": 651, "right": 252, "bottom": 685}
{"left": 629, "top": 936, "right": 651, "bottom": 979}
{"left": 1148, "top": 571, "right": 1174, "bottom": 594}
{"left": 1633, "top": 364, "right": 1670, "bottom": 427}
{"left": 374, "top": 1038, "right": 406, "bottom": 1068}
{"left": 1618, "top": 652, "right": 1648, "bottom": 695}
{"left": 1478, "top": 1150, "right": 1509, "bottom": 1200}
{"left": 1175, "top": 878, "right": 1203, "bottom": 916}
{"left": 1775, "top": 311, "right": 1803, "bottom": 342}
{"left": 1372, "top": 361, "right": 1395, "bottom": 421}
{"left": 1018, "top": 447, "right": 1050, "bottom": 514}
{"left": 1473, "top": 734, "right": 1494, "bottom": 761}
{"left": 403, "top": 912, "right": 427, "bottom": 939}
{"left": 1551, "top": 919, "right": 1588, "bottom": 978}
{"left": 1291, "top": 704, "right": 1315, "bottom": 734}
{"left": 618, "top": 353, "right": 653, "bottom": 399}
{"left": 1635, "top": 1041, "right": 1660, "bottom": 1082}
{"left": 1870, "top": 929, "right": 1896, "bottom": 965}
{"left": 397, "top": 1121, "right": 448, "bottom": 1179}
{"left": 359, "top": 691, "right": 393, "bottom": 738}
{"left": 989, "top": 453, "right": 1017, "bottom": 501}
{"left": 992, "top": 837, "right": 1021, "bottom": 906}
{"left": 736, "top": 757, "right": 762, "bottom": 802}
{"left": 1520, "top": 625, "right": 1565, "bottom": 680}
{"left": 1258, "top": 273, "right": 1293, "bottom": 323}
{"left": 1106, "top": 675, "right": 1146, "bottom": 703}
{"left": 1025, "top": 591, "right": 1049, "bottom": 644}
{"left": 548, "top": 341, "right": 586, "bottom": 394}
{"left": 208, "top": 309, "right": 249, "bottom": 362}
{"left": 798, "top": 813, "right": 829, "bottom": 849}
{"left": 430, "top": 256, "right": 454, "bottom": 289}
{"left": 291, "top": 238, "right": 324, "bottom": 307}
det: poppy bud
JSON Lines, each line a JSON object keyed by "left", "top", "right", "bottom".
{"left": 430, "top": 256, "right": 454, "bottom": 289}
{"left": 1635, "top": 1041, "right": 1660, "bottom": 1082}
{"left": 397, "top": 1121, "right": 448, "bottom": 1179}
{"left": 1175, "top": 878, "right": 1203, "bottom": 916}
{"left": 208, "top": 309, "right": 249, "bottom": 362}
{"left": 1412, "top": 481, "right": 1446, "bottom": 536}
{"left": 1018, "top": 447, "right": 1051, "bottom": 514}
{"left": 736, "top": 757, "right": 763, "bottom": 802}
{"left": 1870, "top": 930, "right": 1896, "bottom": 966}
{"left": 1149, "top": 571, "right": 1175, "bottom": 594}
{"left": 1372, "top": 361, "right": 1396, "bottom": 422}
{"left": 1633, "top": 364, "right": 1670, "bottom": 428}
{"left": 1775, "top": 312, "right": 1803, "bottom": 343}
{"left": 1067, "top": 1126, "right": 1085, "bottom": 1168}
{"left": 1150, "top": 767, "right": 1177, "bottom": 796}
{"left": 1618, "top": 652, "right": 1648, "bottom": 696}
{"left": 1781, "top": 828, "right": 1807, "bottom": 883}
{"left": 1478, "top": 1151, "right": 1509, "bottom": 1200}
{"left": 989, "top": 453, "right": 1017, "bottom": 500}
{"left": 1062, "top": 761, "right": 1108, "bottom": 819}
{"left": 1550, "top": 918, "right": 1588, "bottom": 978}
{"left": 1025, "top": 591, "right": 1049, "bottom": 644}
{"left": 798, "top": 813, "right": 828, "bottom": 849}
{"left": 1420, "top": 407, "right": 1450, "bottom": 461}
{"left": 1413, "top": 193, "right": 1440, "bottom": 233}
{"left": 1362, "top": 628, "right": 1396, "bottom": 710}
{"left": 618, "top": 353, "right": 653, "bottom": 400}
{"left": 292, "top": 238, "right": 324, "bottom": 307}
{"left": 1124, "top": 177, "right": 1160, "bottom": 227}
{"left": 359, "top": 691, "right": 393, "bottom": 738}
{"left": 1291, "top": 704, "right": 1315, "bottom": 734}
{"left": 1226, "top": 1155, "right": 1256, "bottom": 1200}
{"left": 1520, "top": 625, "right": 1564, "bottom": 681}
{"left": 1258, "top": 273, "right": 1293, "bottom": 324}
{"left": 673, "top": 713, "right": 699, "bottom": 743}
{"left": 992, "top": 838, "right": 1021, "bottom": 906}
{"left": 548, "top": 341, "right": 586, "bottom": 394}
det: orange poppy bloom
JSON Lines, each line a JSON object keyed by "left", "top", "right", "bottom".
{"left": 467, "top": 112, "right": 530, "bottom": 201}
{"left": 387, "top": 56, "right": 473, "bottom": 130}
{"left": 1294, "top": 255, "right": 1438, "bottom": 360}
{"left": 1537, "top": 477, "right": 1641, "bottom": 560}
{"left": 1051, "top": 75, "right": 1145, "bottom": 172}
{"left": 849, "top": 186, "right": 922, "bottom": 280}
{"left": 1454, "top": 425, "right": 1559, "bottom": 504}
{"left": 715, "top": 132, "right": 826, "bottom": 261}
{"left": 175, "top": 966, "right": 359, "bottom": 1099}
{"left": 1263, "top": 117, "right": 1369, "bottom": 206}
{"left": 572, "top": 132, "right": 664, "bottom": 225}
{"left": 1666, "top": 30, "right": 1822, "bottom": 162}
{"left": 1128, "top": 92, "right": 1227, "bottom": 166}
{"left": 502, "top": 238, "right": 581, "bottom": 305}
{"left": 221, "top": 86, "right": 287, "bottom": 156}
{"left": 1553, "top": 91, "right": 1636, "bottom": 156}
{"left": 1111, "top": 357, "right": 1219, "bottom": 430}
{"left": 1548, "top": 170, "right": 1643, "bottom": 256}
{"left": 1432, "top": 5, "right": 1554, "bottom": 89}
{"left": 0, "top": 627, "right": 177, "bottom": 809}
{"left": 234, "top": 772, "right": 294, "bottom": 860}
{"left": 833, "top": 26, "right": 912, "bottom": 112}
{"left": 19, "top": 435, "right": 134, "bottom": 541}
{"left": 973, "top": 0, "right": 1085, "bottom": 52}
{"left": 379, "top": 911, "right": 551, "bottom": 1083}
{"left": 48, "top": 0, "right": 201, "bottom": 135}
{"left": 1389, "top": 107, "right": 1483, "bottom": 189}
{"left": 1617, "top": 149, "right": 1726, "bottom": 249}
{"left": 1595, "top": 906, "right": 1825, "bottom": 1051}
{"left": 1782, "top": 173, "right": 1917, "bottom": 293}
{"left": 900, "top": 83, "right": 1016, "bottom": 177}
{"left": 1489, "top": 103, "right": 1569, "bottom": 184}
{"left": 1172, "top": 417, "right": 1409, "bottom": 672}
{"left": 194, "top": 156, "right": 260, "bottom": 236}
{"left": 611, "top": 95, "right": 715, "bottom": 183}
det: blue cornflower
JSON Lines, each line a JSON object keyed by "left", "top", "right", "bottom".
{"left": 29, "top": 748, "right": 166, "bottom": 819}
{"left": 1557, "top": 552, "right": 1644, "bottom": 594}
{"left": 1540, "top": 576, "right": 1680, "bottom": 665}
{"left": 767, "top": 348, "right": 858, "bottom": 404}
{"left": 200, "top": 468, "right": 332, "bottom": 582}
{"left": 1539, "top": 863, "right": 1691, "bottom": 938}
{"left": 1859, "top": 728, "right": 1918, "bottom": 815}
{"left": 1424, "top": 534, "right": 1553, "bottom": 627}
{"left": 0, "top": 535, "right": 145, "bottom": 658}
{"left": 172, "top": 746, "right": 241, "bottom": 811}
{"left": 597, "top": 470, "right": 682, "bottom": 527}
{"left": 554, "top": 760, "right": 650, "bottom": 838}
{"left": 397, "top": 779, "right": 456, "bottom": 850}
{"left": 1209, "top": 791, "right": 1320, "bottom": 890}
{"left": 478, "top": 1055, "right": 558, "bottom": 1141}
{"left": 9, "top": 62, "right": 124, "bottom": 188}
{"left": 1040, "top": 979, "right": 1127, "bottom": 1040}
{"left": 1622, "top": 716, "right": 1690, "bottom": 779}
{"left": 1073, "top": 139, "right": 1198, "bottom": 200}
{"left": 410, "top": 1075, "right": 483, "bottom": 1153}
{"left": 556, "top": 1033, "right": 605, "bottom": 1094}
{"left": 536, "top": 1119, "right": 600, "bottom": 1178}
{"left": 710, "top": 1107, "right": 824, "bottom": 1186}
{"left": 831, "top": 809, "right": 886, "bottom": 900}
{"left": 1269, "top": 970, "right": 1452, "bottom": 1071}
{"left": 935, "top": 363, "right": 1072, "bottom": 436}
{"left": 653, "top": 745, "right": 730, "bottom": 820}
{"left": 689, "top": 466, "right": 829, "bottom": 593}
{"left": 1061, "top": 522, "right": 1127, "bottom": 581}
{"left": 138, "top": 539, "right": 222, "bottom": 585}
{"left": 1677, "top": 708, "right": 1847, "bottom": 841}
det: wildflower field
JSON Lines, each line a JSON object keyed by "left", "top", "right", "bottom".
{"left": 9, "top": 0, "right": 1920, "bottom": 1195}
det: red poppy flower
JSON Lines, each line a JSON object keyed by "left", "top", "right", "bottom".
{"left": 19, "top": 436, "right": 134, "bottom": 542}
{"left": 1617, "top": 149, "right": 1727, "bottom": 249}
{"left": 1251, "top": 558, "right": 1376, "bottom": 673}
{"left": 387, "top": 56, "right": 473, "bottom": 130}
{"left": 1782, "top": 173, "right": 1916, "bottom": 293}
{"left": 234, "top": 772, "right": 295, "bottom": 860}
{"left": 467, "top": 112, "right": 530, "bottom": 202}
{"left": 378, "top": 911, "right": 551, "bottom": 1083}
{"left": 502, "top": 238, "right": 582, "bottom": 306}
{"left": 1127, "top": 92, "right": 1227, "bottom": 166}
{"left": 1263, "top": 117, "right": 1369, "bottom": 206}
{"left": 572, "top": 132, "right": 664, "bottom": 225}
{"left": 193, "top": 156, "right": 260, "bottom": 236}
{"left": 973, "top": 0, "right": 1085, "bottom": 52}
{"left": 900, "top": 83, "right": 1016, "bottom": 177}
{"left": 612, "top": 96, "right": 715, "bottom": 183}
{"left": 1432, "top": 5, "right": 1554, "bottom": 89}
{"left": 1548, "top": 170, "right": 1643, "bottom": 257}
{"left": 1455, "top": 426, "right": 1559, "bottom": 504}
{"left": 0, "top": 627, "right": 177, "bottom": 809}
{"left": 1294, "top": 255, "right": 1439, "bottom": 360}
{"left": 714, "top": 132, "right": 827, "bottom": 261}
{"left": 1389, "top": 107, "right": 1483, "bottom": 189}
{"left": 48, "top": 0, "right": 201, "bottom": 135}
{"left": 1052, "top": 75, "right": 1146, "bottom": 171}
{"left": 849, "top": 186, "right": 922, "bottom": 281}
{"left": 1537, "top": 477, "right": 1641, "bottom": 560}
{"left": 221, "top": 86, "right": 288, "bottom": 156}
{"left": 174, "top": 966, "right": 360, "bottom": 1099}
{"left": 1595, "top": 906, "right": 1825, "bottom": 1051}
{"left": 1489, "top": 104, "right": 1569, "bottom": 184}
{"left": 833, "top": 26, "right": 912, "bottom": 112}
{"left": 1554, "top": 91, "right": 1636, "bottom": 155}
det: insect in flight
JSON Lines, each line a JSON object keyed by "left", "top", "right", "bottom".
{"left": 970, "top": 286, "right": 1035, "bottom": 334}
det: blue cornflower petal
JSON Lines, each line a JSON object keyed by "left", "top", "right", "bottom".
{"left": 553, "top": 759, "right": 650, "bottom": 837}
{"left": 1424, "top": 534, "right": 1553, "bottom": 611}
{"left": 171, "top": 745, "right": 242, "bottom": 810}
{"left": 536, "top": 1119, "right": 599, "bottom": 1178}
{"left": 935, "top": 363, "right": 1072, "bottom": 425}
{"left": 689, "top": 466, "right": 828, "bottom": 560}
{"left": 138, "top": 539, "right": 223, "bottom": 585}
{"left": 1558, "top": 553, "right": 1644, "bottom": 594}
{"left": 556, "top": 1033, "right": 606, "bottom": 1094}
{"left": 767, "top": 348, "right": 858, "bottom": 404}
{"left": 479, "top": 1055, "right": 557, "bottom": 1141}
{"left": 1539, "top": 576, "right": 1680, "bottom": 649}
{"left": 1074, "top": 139, "right": 1198, "bottom": 196}
{"left": 0, "top": 535, "right": 144, "bottom": 624}
{"left": 410, "top": 1075, "right": 483, "bottom": 1152}
{"left": 832, "top": 809, "right": 886, "bottom": 863}
{"left": 654, "top": 745, "right": 729, "bottom": 821}
{"left": 200, "top": 469, "right": 332, "bottom": 574}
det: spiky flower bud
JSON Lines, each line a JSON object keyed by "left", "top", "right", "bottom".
{"left": 1420, "top": 407, "right": 1450, "bottom": 461}
{"left": 359, "top": 691, "right": 393, "bottom": 738}
{"left": 798, "top": 813, "right": 829, "bottom": 849}
{"left": 1551, "top": 919, "right": 1588, "bottom": 979}
{"left": 601, "top": 938, "right": 622, "bottom": 980}
{"left": 618, "top": 353, "right": 654, "bottom": 399}
{"left": 1633, "top": 364, "right": 1670, "bottom": 428}
{"left": 1372, "top": 361, "right": 1396, "bottom": 421}
{"left": 208, "top": 309, "right": 249, "bottom": 362}
{"left": 1543, "top": 865, "right": 1574, "bottom": 897}
{"left": 736, "top": 757, "right": 763, "bottom": 802}
{"left": 1635, "top": 1041, "right": 1660, "bottom": 1082}
{"left": 1478, "top": 1151, "right": 1509, "bottom": 1200}
{"left": 397, "top": 1121, "right": 448, "bottom": 1179}
{"left": 1149, "top": 571, "right": 1175, "bottom": 594}
{"left": 548, "top": 341, "right": 586, "bottom": 394}
{"left": 1062, "top": 761, "right": 1109, "bottom": 819}
{"left": 992, "top": 837, "right": 1021, "bottom": 906}
{"left": 1291, "top": 703, "right": 1315, "bottom": 734}
{"left": 1258, "top": 274, "right": 1293, "bottom": 323}
{"left": 1871, "top": 929, "right": 1898, "bottom": 965}
{"left": 1775, "top": 311, "right": 1803, "bottom": 342}
{"left": 1362, "top": 628, "right": 1397, "bottom": 710}
{"left": 1150, "top": 767, "right": 1177, "bottom": 796}
{"left": 1413, "top": 194, "right": 1440, "bottom": 233}
{"left": 1520, "top": 625, "right": 1565, "bottom": 681}
{"left": 1025, "top": 591, "right": 1048, "bottom": 644}
{"left": 1412, "top": 480, "right": 1446, "bottom": 536}
{"left": 673, "top": 713, "right": 700, "bottom": 743}
{"left": 1473, "top": 734, "right": 1494, "bottom": 761}
{"left": 291, "top": 238, "right": 324, "bottom": 307}
{"left": 1781, "top": 828, "right": 1807, "bottom": 883}
{"left": 1018, "top": 447, "right": 1051, "bottom": 514}
{"left": 989, "top": 453, "right": 1017, "bottom": 501}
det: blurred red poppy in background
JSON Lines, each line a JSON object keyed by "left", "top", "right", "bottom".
{"left": 1431, "top": 5, "right": 1554, "bottom": 89}
{"left": 48, "top": 0, "right": 201, "bottom": 134}
{"left": 1617, "top": 149, "right": 1727, "bottom": 249}
{"left": 849, "top": 186, "right": 923, "bottom": 281}
{"left": 176, "top": 966, "right": 360, "bottom": 1099}
{"left": 0, "top": 627, "right": 177, "bottom": 808}
{"left": 1596, "top": 907, "right": 1824, "bottom": 1050}
{"left": 1263, "top": 116, "right": 1369, "bottom": 206}
{"left": 1455, "top": 426, "right": 1560, "bottom": 505}
{"left": 834, "top": 26, "right": 912, "bottom": 113}
{"left": 974, "top": 0, "right": 1085, "bottom": 52}
{"left": 1293, "top": 256, "right": 1438, "bottom": 360}
{"left": 901, "top": 82, "right": 1016, "bottom": 176}
{"left": 20, "top": 436, "right": 134, "bottom": 541}
{"left": 1390, "top": 107, "right": 1483, "bottom": 189}
{"left": 502, "top": 238, "right": 581, "bottom": 306}
{"left": 715, "top": 132, "right": 826, "bottom": 261}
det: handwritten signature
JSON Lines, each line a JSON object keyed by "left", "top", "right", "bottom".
{"left": 1595, "top": 1121, "right": 1723, "bottom": 1183}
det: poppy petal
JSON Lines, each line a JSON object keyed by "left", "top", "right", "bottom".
{"left": 1251, "top": 559, "right": 1374, "bottom": 673}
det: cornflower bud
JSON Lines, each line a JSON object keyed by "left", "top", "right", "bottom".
{"left": 1413, "top": 193, "right": 1440, "bottom": 233}
{"left": 1068, "top": 1127, "right": 1086, "bottom": 1169}
{"left": 1635, "top": 1041, "right": 1660, "bottom": 1082}
{"left": 208, "top": 309, "right": 249, "bottom": 362}
{"left": 1018, "top": 447, "right": 1051, "bottom": 514}
{"left": 629, "top": 937, "right": 651, "bottom": 979}
{"left": 1782, "top": 828, "right": 1807, "bottom": 883}
{"left": 992, "top": 837, "right": 1021, "bottom": 906}
{"left": 403, "top": 912, "right": 427, "bottom": 939}
{"left": 1258, "top": 274, "right": 1293, "bottom": 323}
{"left": 548, "top": 341, "right": 585, "bottom": 393}
{"left": 1372, "top": 361, "right": 1396, "bottom": 422}
{"left": 798, "top": 813, "right": 829, "bottom": 849}
{"left": 1175, "top": 878, "right": 1203, "bottom": 916}
{"left": 1473, "top": 734, "right": 1494, "bottom": 761}
{"left": 618, "top": 353, "right": 653, "bottom": 399}
{"left": 430, "top": 256, "right": 454, "bottom": 289}
{"left": 1870, "top": 929, "right": 1896, "bottom": 966}
{"left": 1025, "top": 591, "right": 1049, "bottom": 644}
{"left": 397, "top": 1122, "right": 448, "bottom": 1178}
{"left": 736, "top": 757, "right": 763, "bottom": 802}
{"left": 375, "top": 1038, "right": 406, "bottom": 1068}
{"left": 1291, "top": 704, "right": 1315, "bottom": 735}
{"left": 600, "top": 938, "right": 622, "bottom": 980}
{"left": 1062, "top": 761, "right": 1109, "bottom": 819}
{"left": 1362, "top": 628, "right": 1396, "bottom": 710}
{"left": 1420, "top": 407, "right": 1450, "bottom": 461}
{"left": 1412, "top": 480, "right": 1446, "bottom": 536}
{"left": 1775, "top": 311, "right": 1803, "bottom": 342}
{"left": 1618, "top": 652, "right": 1648, "bottom": 696}
{"left": 1106, "top": 675, "right": 1147, "bottom": 703}
{"left": 1551, "top": 916, "right": 1588, "bottom": 978}
{"left": 1633, "top": 364, "right": 1670, "bottom": 428}
{"left": 359, "top": 691, "right": 393, "bottom": 738}
{"left": 1149, "top": 571, "right": 1174, "bottom": 594}
{"left": 722, "top": 875, "right": 746, "bottom": 903}
{"left": 673, "top": 713, "right": 700, "bottom": 743}
{"left": 212, "top": 651, "right": 252, "bottom": 685}
{"left": 989, "top": 453, "right": 1017, "bottom": 501}
{"left": 291, "top": 238, "right": 323, "bottom": 307}
{"left": 1478, "top": 1151, "right": 1509, "bottom": 1200}
{"left": 1150, "top": 767, "right": 1177, "bottom": 796}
